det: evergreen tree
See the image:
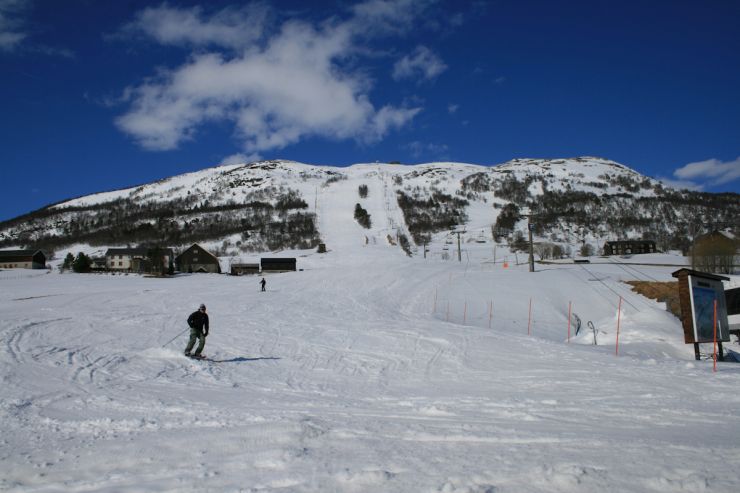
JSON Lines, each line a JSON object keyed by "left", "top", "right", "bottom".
{"left": 62, "top": 252, "right": 74, "bottom": 271}
{"left": 354, "top": 203, "right": 372, "bottom": 229}
{"left": 72, "top": 252, "right": 91, "bottom": 273}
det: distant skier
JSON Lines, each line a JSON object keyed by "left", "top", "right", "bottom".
{"left": 184, "top": 303, "right": 209, "bottom": 358}
{"left": 260, "top": 277, "right": 266, "bottom": 292}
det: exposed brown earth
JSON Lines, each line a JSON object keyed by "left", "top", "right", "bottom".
{"left": 625, "top": 280, "right": 681, "bottom": 318}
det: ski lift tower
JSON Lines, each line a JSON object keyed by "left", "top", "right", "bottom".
{"left": 451, "top": 227, "right": 466, "bottom": 262}
{"left": 521, "top": 207, "right": 535, "bottom": 272}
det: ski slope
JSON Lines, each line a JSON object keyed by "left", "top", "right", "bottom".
{"left": 2, "top": 174, "right": 740, "bottom": 492}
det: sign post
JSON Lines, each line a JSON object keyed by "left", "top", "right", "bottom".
{"left": 671, "top": 269, "right": 730, "bottom": 361}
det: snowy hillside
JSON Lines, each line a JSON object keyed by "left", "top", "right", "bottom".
{"left": 2, "top": 157, "right": 737, "bottom": 259}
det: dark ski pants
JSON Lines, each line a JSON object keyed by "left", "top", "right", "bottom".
{"left": 185, "top": 327, "right": 206, "bottom": 355}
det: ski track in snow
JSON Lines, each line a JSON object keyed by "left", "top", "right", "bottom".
{"left": 2, "top": 174, "right": 740, "bottom": 492}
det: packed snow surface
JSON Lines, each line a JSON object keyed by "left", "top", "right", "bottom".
{"left": 2, "top": 175, "right": 740, "bottom": 492}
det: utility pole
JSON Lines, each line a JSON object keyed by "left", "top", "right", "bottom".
{"left": 456, "top": 230, "right": 462, "bottom": 262}
{"left": 521, "top": 208, "right": 535, "bottom": 272}
{"left": 528, "top": 220, "right": 535, "bottom": 272}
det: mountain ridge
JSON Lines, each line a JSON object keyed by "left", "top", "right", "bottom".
{"left": 1, "top": 157, "right": 737, "bottom": 258}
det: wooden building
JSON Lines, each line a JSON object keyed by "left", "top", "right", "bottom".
{"left": 176, "top": 244, "right": 221, "bottom": 273}
{"left": 691, "top": 231, "right": 738, "bottom": 274}
{"left": 261, "top": 258, "right": 296, "bottom": 272}
{"left": 603, "top": 240, "right": 656, "bottom": 256}
{"left": 105, "top": 247, "right": 174, "bottom": 273}
{"left": 231, "top": 263, "right": 260, "bottom": 276}
{"left": 0, "top": 249, "right": 46, "bottom": 269}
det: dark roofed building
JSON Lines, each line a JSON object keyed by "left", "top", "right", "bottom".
{"left": 176, "top": 244, "right": 221, "bottom": 273}
{"left": 0, "top": 250, "right": 47, "bottom": 269}
{"left": 261, "top": 258, "right": 296, "bottom": 272}
{"left": 231, "top": 263, "right": 260, "bottom": 276}
{"left": 603, "top": 240, "right": 656, "bottom": 256}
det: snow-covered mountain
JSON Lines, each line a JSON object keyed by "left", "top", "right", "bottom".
{"left": 2, "top": 159, "right": 739, "bottom": 491}
{"left": 0, "top": 157, "right": 737, "bottom": 258}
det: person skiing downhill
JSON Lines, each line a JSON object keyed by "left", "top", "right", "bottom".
{"left": 260, "top": 277, "right": 266, "bottom": 292}
{"left": 184, "top": 303, "right": 209, "bottom": 358}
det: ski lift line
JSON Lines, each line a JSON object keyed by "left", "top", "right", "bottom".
{"left": 590, "top": 263, "right": 654, "bottom": 312}
{"left": 608, "top": 257, "right": 660, "bottom": 283}
{"left": 607, "top": 258, "right": 652, "bottom": 282}
{"left": 564, "top": 268, "right": 621, "bottom": 310}
{"left": 576, "top": 264, "right": 641, "bottom": 311}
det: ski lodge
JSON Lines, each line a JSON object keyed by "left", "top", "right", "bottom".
{"left": 603, "top": 240, "right": 657, "bottom": 256}
{"left": 0, "top": 249, "right": 47, "bottom": 269}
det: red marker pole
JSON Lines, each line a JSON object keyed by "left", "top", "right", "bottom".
{"left": 713, "top": 299, "right": 718, "bottom": 373}
{"left": 567, "top": 301, "right": 572, "bottom": 343}
{"left": 615, "top": 296, "right": 622, "bottom": 356}
{"left": 528, "top": 298, "right": 532, "bottom": 336}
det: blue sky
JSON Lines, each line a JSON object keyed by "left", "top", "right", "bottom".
{"left": 1, "top": 0, "right": 739, "bottom": 221}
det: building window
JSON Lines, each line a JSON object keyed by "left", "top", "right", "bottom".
{"left": 193, "top": 257, "right": 198, "bottom": 262}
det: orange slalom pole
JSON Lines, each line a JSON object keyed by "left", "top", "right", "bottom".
{"left": 528, "top": 297, "right": 532, "bottom": 336}
{"left": 615, "top": 296, "right": 622, "bottom": 356}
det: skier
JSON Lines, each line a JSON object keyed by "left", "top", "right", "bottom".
{"left": 260, "top": 277, "right": 266, "bottom": 292}
{"left": 184, "top": 303, "right": 209, "bottom": 358}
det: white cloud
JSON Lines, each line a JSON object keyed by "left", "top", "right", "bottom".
{"left": 120, "top": 3, "right": 271, "bottom": 50}
{"left": 0, "top": 0, "right": 29, "bottom": 52}
{"left": 673, "top": 157, "right": 740, "bottom": 187}
{"left": 116, "top": 2, "right": 427, "bottom": 153}
{"left": 349, "top": 0, "right": 436, "bottom": 37}
{"left": 448, "top": 103, "right": 459, "bottom": 114}
{"left": 404, "top": 140, "right": 449, "bottom": 160}
{"left": 392, "top": 45, "right": 447, "bottom": 82}
{"left": 656, "top": 176, "right": 704, "bottom": 192}
{"left": 219, "top": 152, "right": 260, "bottom": 166}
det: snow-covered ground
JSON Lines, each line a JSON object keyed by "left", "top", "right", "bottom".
{"left": 2, "top": 175, "right": 740, "bottom": 492}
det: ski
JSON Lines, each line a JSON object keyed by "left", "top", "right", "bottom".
{"left": 186, "top": 354, "right": 209, "bottom": 361}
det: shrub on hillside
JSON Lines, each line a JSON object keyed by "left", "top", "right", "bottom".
{"left": 354, "top": 204, "right": 372, "bottom": 229}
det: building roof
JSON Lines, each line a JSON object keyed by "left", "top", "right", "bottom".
{"left": 671, "top": 268, "right": 730, "bottom": 281}
{"left": 0, "top": 249, "right": 44, "bottom": 259}
{"left": 105, "top": 247, "right": 173, "bottom": 256}
{"left": 605, "top": 240, "right": 655, "bottom": 245}
{"left": 176, "top": 243, "right": 219, "bottom": 262}
{"left": 695, "top": 230, "right": 738, "bottom": 243}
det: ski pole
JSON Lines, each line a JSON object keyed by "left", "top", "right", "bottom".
{"left": 162, "top": 327, "right": 190, "bottom": 348}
